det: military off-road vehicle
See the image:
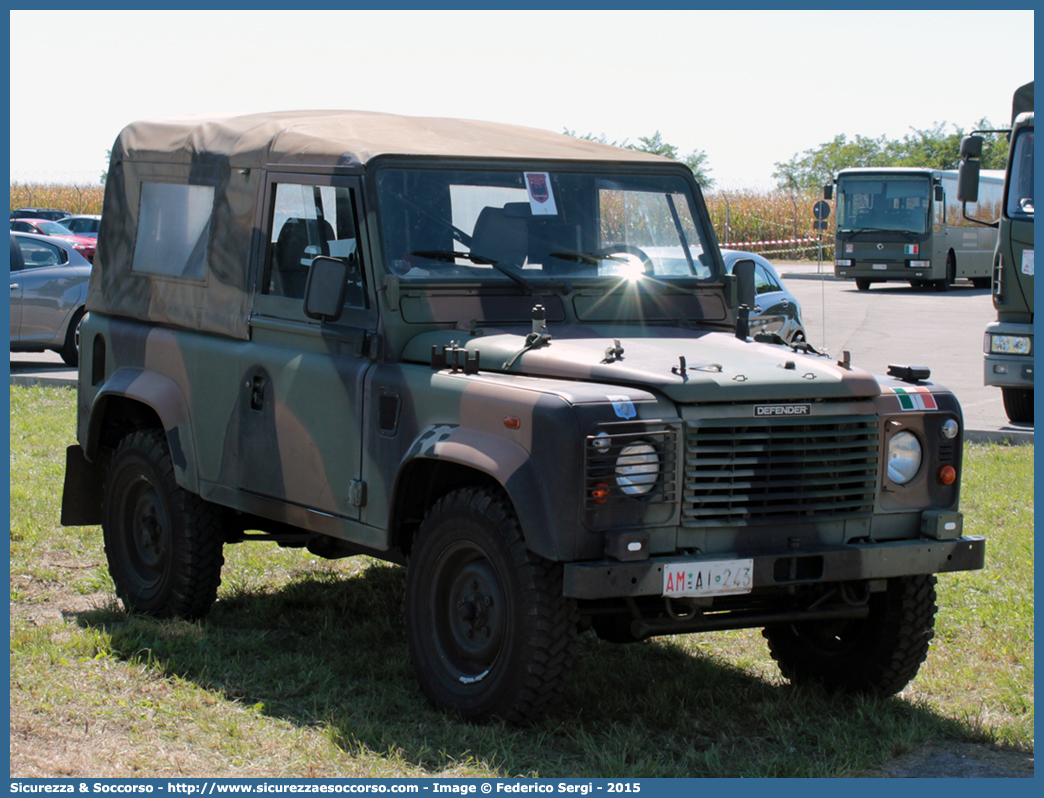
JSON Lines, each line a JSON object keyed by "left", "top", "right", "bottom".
{"left": 62, "top": 111, "right": 985, "bottom": 724}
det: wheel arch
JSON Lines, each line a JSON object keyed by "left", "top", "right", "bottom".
{"left": 391, "top": 428, "right": 563, "bottom": 562}
{"left": 86, "top": 368, "right": 200, "bottom": 493}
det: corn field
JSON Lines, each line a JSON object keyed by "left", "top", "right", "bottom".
{"left": 10, "top": 183, "right": 833, "bottom": 261}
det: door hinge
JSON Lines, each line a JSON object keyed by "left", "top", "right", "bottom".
{"left": 349, "top": 479, "right": 367, "bottom": 507}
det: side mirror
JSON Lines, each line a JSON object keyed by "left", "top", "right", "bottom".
{"left": 934, "top": 184, "right": 944, "bottom": 202}
{"left": 733, "top": 258, "right": 756, "bottom": 309}
{"left": 959, "top": 135, "right": 983, "bottom": 160}
{"left": 957, "top": 160, "right": 980, "bottom": 204}
{"left": 823, "top": 184, "right": 833, "bottom": 201}
{"left": 303, "top": 256, "right": 349, "bottom": 322}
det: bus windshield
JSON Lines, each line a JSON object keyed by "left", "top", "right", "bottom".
{"left": 836, "top": 174, "right": 932, "bottom": 234}
{"left": 375, "top": 167, "right": 718, "bottom": 284}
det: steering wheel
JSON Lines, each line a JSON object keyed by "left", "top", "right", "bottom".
{"left": 597, "top": 244, "right": 655, "bottom": 274}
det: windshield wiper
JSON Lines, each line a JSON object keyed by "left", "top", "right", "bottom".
{"left": 843, "top": 227, "right": 922, "bottom": 240}
{"left": 548, "top": 251, "right": 626, "bottom": 264}
{"left": 410, "top": 250, "right": 532, "bottom": 291}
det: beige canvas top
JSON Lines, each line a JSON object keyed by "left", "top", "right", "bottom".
{"left": 114, "top": 111, "right": 669, "bottom": 168}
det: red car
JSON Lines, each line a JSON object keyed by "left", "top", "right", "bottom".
{"left": 9, "top": 218, "right": 96, "bottom": 262}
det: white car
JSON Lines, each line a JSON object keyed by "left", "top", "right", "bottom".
{"left": 9, "top": 232, "right": 92, "bottom": 365}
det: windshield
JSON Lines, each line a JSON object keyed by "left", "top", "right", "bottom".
{"left": 836, "top": 174, "right": 931, "bottom": 234}
{"left": 37, "top": 221, "right": 75, "bottom": 236}
{"left": 1006, "top": 127, "right": 1034, "bottom": 218}
{"left": 375, "top": 167, "right": 717, "bottom": 284}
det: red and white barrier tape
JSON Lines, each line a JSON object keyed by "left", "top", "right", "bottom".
{"left": 723, "top": 237, "right": 821, "bottom": 248}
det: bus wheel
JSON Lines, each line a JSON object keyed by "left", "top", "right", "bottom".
{"left": 936, "top": 254, "right": 956, "bottom": 292}
{"left": 971, "top": 277, "right": 991, "bottom": 289}
{"left": 1002, "top": 388, "right": 1033, "bottom": 424}
{"left": 855, "top": 278, "right": 871, "bottom": 291}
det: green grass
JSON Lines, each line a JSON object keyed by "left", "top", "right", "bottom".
{"left": 8, "top": 385, "right": 1034, "bottom": 777}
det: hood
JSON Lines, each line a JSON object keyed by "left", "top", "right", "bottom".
{"left": 403, "top": 325, "right": 881, "bottom": 403}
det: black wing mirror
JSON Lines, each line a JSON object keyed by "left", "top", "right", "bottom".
{"left": 303, "top": 256, "right": 349, "bottom": 322}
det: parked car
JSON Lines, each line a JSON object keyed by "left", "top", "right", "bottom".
{"left": 9, "top": 232, "right": 92, "bottom": 366}
{"left": 58, "top": 214, "right": 102, "bottom": 238}
{"left": 9, "top": 218, "right": 96, "bottom": 261}
{"left": 10, "top": 207, "right": 72, "bottom": 221}
{"left": 721, "top": 249, "right": 806, "bottom": 343}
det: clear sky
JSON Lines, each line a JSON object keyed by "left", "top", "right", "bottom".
{"left": 8, "top": 8, "right": 1034, "bottom": 191}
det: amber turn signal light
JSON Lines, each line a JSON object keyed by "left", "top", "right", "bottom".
{"left": 503, "top": 416, "right": 520, "bottom": 429}
{"left": 591, "top": 483, "right": 610, "bottom": 504}
{"left": 938, "top": 465, "right": 957, "bottom": 485}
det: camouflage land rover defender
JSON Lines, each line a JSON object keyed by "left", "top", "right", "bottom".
{"left": 61, "top": 111, "right": 985, "bottom": 724}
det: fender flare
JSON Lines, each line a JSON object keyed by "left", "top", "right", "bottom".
{"left": 86, "top": 367, "right": 200, "bottom": 492}
{"left": 398, "top": 425, "right": 564, "bottom": 561}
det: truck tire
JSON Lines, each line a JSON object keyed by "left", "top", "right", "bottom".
{"left": 103, "top": 429, "right": 225, "bottom": 620}
{"left": 404, "top": 486, "right": 578, "bottom": 724}
{"left": 1002, "top": 387, "right": 1034, "bottom": 424}
{"left": 855, "top": 278, "right": 871, "bottom": 291}
{"left": 763, "top": 575, "right": 937, "bottom": 696}
{"left": 935, "top": 253, "right": 956, "bottom": 292}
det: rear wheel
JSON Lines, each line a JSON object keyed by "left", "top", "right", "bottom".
{"left": 58, "top": 308, "right": 85, "bottom": 367}
{"left": 103, "top": 429, "right": 225, "bottom": 619}
{"left": 404, "top": 486, "right": 578, "bottom": 724}
{"left": 855, "top": 278, "right": 872, "bottom": 291}
{"left": 763, "top": 575, "right": 937, "bottom": 695}
{"left": 1002, "top": 387, "right": 1034, "bottom": 424}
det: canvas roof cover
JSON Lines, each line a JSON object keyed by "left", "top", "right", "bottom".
{"left": 88, "top": 111, "right": 670, "bottom": 340}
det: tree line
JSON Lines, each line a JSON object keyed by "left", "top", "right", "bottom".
{"left": 568, "top": 119, "right": 1010, "bottom": 192}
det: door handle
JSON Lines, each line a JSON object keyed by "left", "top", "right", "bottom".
{"left": 753, "top": 305, "right": 762, "bottom": 314}
{"left": 11, "top": 283, "right": 19, "bottom": 290}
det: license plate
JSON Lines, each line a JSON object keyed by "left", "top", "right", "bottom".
{"left": 872, "top": 263, "right": 888, "bottom": 270}
{"left": 663, "top": 559, "right": 753, "bottom": 597}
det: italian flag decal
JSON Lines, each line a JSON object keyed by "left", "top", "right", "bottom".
{"left": 889, "top": 385, "right": 938, "bottom": 410}
{"left": 905, "top": 245, "right": 919, "bottom": 255}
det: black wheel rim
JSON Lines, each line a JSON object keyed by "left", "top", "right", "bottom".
{"left": 116, "top": 470, "right": 171, "bottom": 595}
{"left": 430, "top": 541, "right": 507, "bottom": 682}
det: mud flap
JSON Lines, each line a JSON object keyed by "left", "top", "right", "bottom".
{"left": 60, "top": 445, "right": 105, "bottom": 526}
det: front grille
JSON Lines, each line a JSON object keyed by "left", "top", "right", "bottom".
{"left": 683, "top": 415, "right": 879, "bottom": 527}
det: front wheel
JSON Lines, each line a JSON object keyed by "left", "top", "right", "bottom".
{"left": 404, "top": 487, "right": 578, "bottom": 724}
{"left": 1002, "top": 387, "right": 1034, "bottom": 424}
{"left": 855, "top": 278, "right": 871, "bottom": 291}
{"left": 763, "top": 575, "right": 937, "bottom": 695}
{"left": 103, "top": 429, "right": 225, "bottom": 619}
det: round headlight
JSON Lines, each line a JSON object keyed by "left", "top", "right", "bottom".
{"left": 615, "top": 442, "right": 659, "bottom": 495}
{"left": 887, "top": 431, "right": 922, "bottom": 484}
{"left": 940, "top": 419, "right": 959, "bottom": 439}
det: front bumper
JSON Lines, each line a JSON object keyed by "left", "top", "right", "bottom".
{"left": 563, "top": 534, "right": 985, "bottom": 599}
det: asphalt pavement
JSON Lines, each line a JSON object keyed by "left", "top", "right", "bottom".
{"left": 9, "top": 272, "right": 1032, "bottom": 444}
{"left": 776, "top": 261, "right": 1032, "bottom": 444}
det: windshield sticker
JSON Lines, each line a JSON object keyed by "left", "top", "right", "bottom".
{"left": 1022, "top": 250, "right": 1034, "bottom": 276}
{"left": 525, "top": 172, "right": 558, "bottom": 216}
{"left": 884, "top": 385, "right": 938, "bottom": 411}
{"left": 607, "top": 394, "right": 637, "bottom": 419}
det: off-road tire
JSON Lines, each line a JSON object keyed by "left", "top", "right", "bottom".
{"left": 1002, "top": 387, "right": 1034, "bottom": 424}
{"left": 59, "top": 308, "right": 84, "bottom": 367}
{"left": 103, "top": 429, "right": 225, "bottom": 620}
{"left": 855, "top": 278, "right": 872, "bottom": 291}
{"left": 763, "top": 575, "right": 937, "bottom": 696}
{"left": 404, "top": 486, "right": 578, "bottom": 724}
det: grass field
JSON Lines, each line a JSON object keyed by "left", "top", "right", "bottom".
{"left": 9, "top": 385, "right": 1034, "bottom": 778}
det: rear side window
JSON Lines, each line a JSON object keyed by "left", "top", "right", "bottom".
{"left": 132, "top": 182, "right": 214, "bottom": 280}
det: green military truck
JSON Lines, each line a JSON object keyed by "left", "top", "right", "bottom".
{"left": 958, "top": 81, "right": 1034, "bottom": 424}
{"left": 62, "top": 112, "right": 985, "bottom": 723}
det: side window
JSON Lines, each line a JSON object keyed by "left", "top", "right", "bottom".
{"left": 10, "top": 221, "right": 31, "bottom": 233}
{"left": 266, "top": 183, "right": 368, "bottom": 308}
{"left": 754, "top": 264, "right": 779, "bottom": 295}
{"left": 132, "top": 182, "right": 214, "bottom": 280}
{"left": 17, "top": 238, "right": 64, "bottom": 268}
